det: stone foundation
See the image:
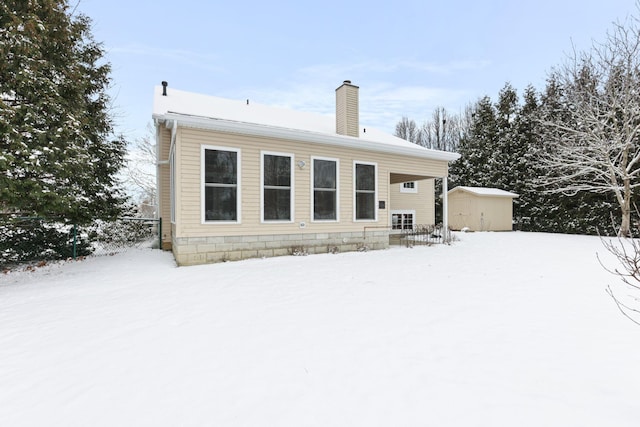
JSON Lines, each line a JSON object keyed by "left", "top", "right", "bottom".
{"left": 172, "top": 230, "right": 389, "bottom": 266}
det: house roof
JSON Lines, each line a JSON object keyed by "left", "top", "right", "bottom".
{"left": 152, "top": 85, "right": 460, "bottom": 162}
{"left": 448, "top": 186, "right": 519, "bottom": 198}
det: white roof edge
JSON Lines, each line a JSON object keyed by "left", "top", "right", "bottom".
{"left": 448, "top": 186, "right": 519, "bottom": 198}
{"left": 153, "top": 112, "right": 461, "bottom": 162}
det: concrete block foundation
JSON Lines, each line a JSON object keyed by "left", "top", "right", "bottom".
{"left": 172, "top": 230, "right": 389, "bottom": 266}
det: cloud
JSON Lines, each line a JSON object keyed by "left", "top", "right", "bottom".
{"left": 234, "top": 60, "right": 478, "bottom": 133}
{"left": 361, "top": 84, "right": 472, "bottom": 132}
{"left": 294, "top": 58, "right": 491, "bottom": 79}
{"left": 108, "top": 44, "right": 225, "bottom": 72}
{"left": 395, "top": 59, "right": 492, "bottom": 74}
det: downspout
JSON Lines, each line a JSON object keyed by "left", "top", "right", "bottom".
{"left": 169, "top": 119, "right": 177, "bottom": 159}
{"left": 156, "top": 120, "right": 178, "bottom": 166}
{"left": 155, "top": 119, "right": 177, "bottom": 248}
{"left": 442, "top": 176, "right": 449, "bottom": 243}
{"left": 156, "top": 119, "right": 177, "bottom": 165}
{"left": 154, "top": 118, "right": 162, "bottom": 220}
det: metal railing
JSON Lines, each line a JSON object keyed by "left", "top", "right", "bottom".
{"left": 396, "top": 224, "right": 445, "bottom": 247}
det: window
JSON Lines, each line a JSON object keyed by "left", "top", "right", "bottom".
{"left": 202, "top": 147, "right": 240, "bottom": 222}
{"left": 354, "top": 161, "right": 377, "bottom": 221}
{"left": 262, "top": 152, "right": 293, "bottom": 221}
{"left": 392, "top": 211, "right": 415, "bottom": 230}
{"left": 312, "top": 158, "right": 338, "bottom": 221}
{"left": 400, "top": 181, "right": 418, "bottom": 193}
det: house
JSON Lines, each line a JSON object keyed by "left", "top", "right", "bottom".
{"left": 153, "top": 81, "right": 460, "bottom": 266}
{"left": 447, "top": 186, "right": 519, "bottom": 231}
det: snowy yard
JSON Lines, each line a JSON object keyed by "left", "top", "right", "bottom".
{"left": 1, "top": 232, "right": 638, "bottom": 426}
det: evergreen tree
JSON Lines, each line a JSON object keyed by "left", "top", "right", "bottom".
{"left": 511, "top": 85, "right": 544, "bottom": 230}
{"left": 536, "top": 75, "right": 618, "bottom": 235}
{"left": 492, "top": 83, "right": 519, "bottom": 190}
{"left": 0, "top": 0, "right": 127, "bottom": 224}
{"left": 449, "top": 96, "right": 497, "bottom": 188}
{"left": 393, "top": 76, "right": 622, "bottom": 236}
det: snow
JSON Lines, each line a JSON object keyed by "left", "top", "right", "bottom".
{"left": 450, "top": 186, "right": 520, "bottom": 197}
{"left": 153, "top": 86, "right": 337, "bottom": 135}
{"left": 152, "top": 85, "right": 460, "bottom": 161}
{"left": 1, "top": 232, "right": 639, "bottom": 426}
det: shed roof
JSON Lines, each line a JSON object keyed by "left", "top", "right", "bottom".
{"left": 448, "top": 186, "right": 519, "bottom": 198}
{"left": 152, "top": 85, "right": 460, "bottom": 162}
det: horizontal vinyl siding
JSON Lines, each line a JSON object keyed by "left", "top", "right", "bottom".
{"left": 157, "top": 127, "right": 172, "bottom": 244}
{"left": 390, "top": 180, "right": 435, "bottom": 225}
{"left": 175, "top": 127, "right": 448, "bottom": 238}
{"left": 345, "top": 91, "right": 359, "bottom": 137}
{"left": 336, "top": 84, "right": 359, "bottom": 137}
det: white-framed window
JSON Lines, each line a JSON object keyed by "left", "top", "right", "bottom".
{"left": 261, "top": 151, "right": 294, "bottom": 222}
{"left": 201, "top": 145, "right": 241, "bottom": 223}
{"left": 354, "top": 161, "right": 377, "bottom": 221}
{"left": 311, "top": 156, "right": 339, "bottom": 221}
{"left": 391, "top": 210, "right": 415, "bottom": 230}
{"left": 400, "top": 181, "right": 418, "bottom": 193}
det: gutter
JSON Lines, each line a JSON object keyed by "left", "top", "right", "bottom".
{"left": 152, "top": 113, "right": 460, "bottom": 162}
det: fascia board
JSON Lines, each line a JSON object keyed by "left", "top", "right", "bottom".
{"left": 153, "top": 113, "right": 461, "bottom": 162}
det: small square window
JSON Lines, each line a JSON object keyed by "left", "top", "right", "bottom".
{"left": 400, "top": 181, "right": 418, "bottom": 193}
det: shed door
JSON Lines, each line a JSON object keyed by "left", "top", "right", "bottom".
{"left": 450, "top": 198, "right": 471, "bottom": 230}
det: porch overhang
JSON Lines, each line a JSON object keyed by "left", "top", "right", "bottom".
{"left": 390, "top": 173, "right": 442, "bottom": 184}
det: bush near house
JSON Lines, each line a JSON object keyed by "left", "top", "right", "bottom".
{"left": 0, "top": 214, "right": 159, "bottom": 269}
{"left": 0, "top": 217, "right": 93, "bottom": 268}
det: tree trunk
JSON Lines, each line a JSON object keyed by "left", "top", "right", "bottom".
{"left": 620, "top": 178, "right": 632, "bottom": 237}
{"left": 621, "top": 208, "right": 631, "bottom": 237}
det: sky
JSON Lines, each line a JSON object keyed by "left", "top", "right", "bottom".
{"left": 74, "top": 0, "right": 638, "bottom": 141}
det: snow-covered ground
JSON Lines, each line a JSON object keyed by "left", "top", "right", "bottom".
{"left": 1, "top": 232, "right": 638, "bottom": 426}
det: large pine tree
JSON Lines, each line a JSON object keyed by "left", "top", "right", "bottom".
{"left": 0, "top": 0, "right": 126, "bottom": 224}
{"left": 449, "top": 95, "right": 497, "bottom": 188}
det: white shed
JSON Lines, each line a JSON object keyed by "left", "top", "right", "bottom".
{"left": 447, "top": 187, "right": 519, "bottom": 231}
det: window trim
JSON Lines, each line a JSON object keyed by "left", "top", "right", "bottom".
{"left": 400, "top": 181, "right": 418, "bottom": 194}
{"left": 353, "top": 160, "right": 378, "bottom": 222}
{"left": 311, "top": 156, "right": 340, "bottom": 223}
{"left": 391, "top": 209, "right": 416, "bottom": 231}
{"left": 201, "top": 145, "right": 241, "bottom": 224}
{"left": 260, "top": 150, "right": 295, "bottom": 223}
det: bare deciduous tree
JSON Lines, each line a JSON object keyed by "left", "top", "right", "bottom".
{"left": 599, "top": 233, "right": 640, "bottom": 325}
{"left": 419, "top": 107, "right": 460, "bottom": 152}
{"left": 395, "top": 116, "right": 420, "bottom": 143}
{"left": 538, "top": 11, "right": 640, "bottom": 237}
{"left": 124, "top": 123, "right": 157, "bottom": 217}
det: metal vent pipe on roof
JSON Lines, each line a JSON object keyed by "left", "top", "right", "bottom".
{"left": 162, "top": 81, "right": 168, "bottom": 96}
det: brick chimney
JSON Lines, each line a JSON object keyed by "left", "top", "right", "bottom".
{"left": 335, "top": 80, "right": 359, "bottom": 137}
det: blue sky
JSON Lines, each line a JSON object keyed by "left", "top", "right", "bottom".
{"left": 76, "top": 0, "right": 637, "bottom": 140}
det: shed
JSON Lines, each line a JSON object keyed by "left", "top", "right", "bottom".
{"left": 447, "top": 187, "right": 519, "bottom": 231}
